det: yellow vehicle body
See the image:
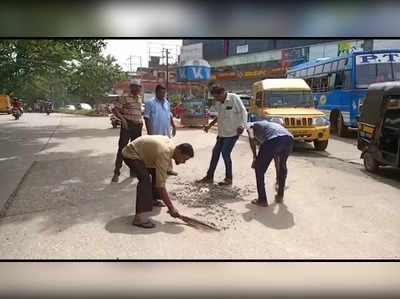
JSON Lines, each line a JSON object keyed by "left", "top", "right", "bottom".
{"left": 0, "top": 94, "right": 11, "bottom": 114}
{"left": 250, "top": 79, "right": 330, "bottom": 150}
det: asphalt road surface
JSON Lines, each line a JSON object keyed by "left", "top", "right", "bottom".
{"left": 0, "top": 113, "right": 399, "bottom": 259}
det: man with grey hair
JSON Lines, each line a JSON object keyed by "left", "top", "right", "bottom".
{"left": 111, "top": 79, "right": 144, "bottom": 183}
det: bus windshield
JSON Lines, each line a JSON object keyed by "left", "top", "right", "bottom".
{"left": 355, "top": 63, "right": 396, "bottom": 88}
{"left": 355, "top": 52, "right": 400, "bottom": 89}
{"left": 266, "top": 91, "right": 314, "bottom": 108}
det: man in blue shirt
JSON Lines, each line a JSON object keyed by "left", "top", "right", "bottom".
{"left": 247, "top": 120, "right": 294, "bottom": 206}
{"left": 144, "top": 84, "right": 177, "bottom": 176}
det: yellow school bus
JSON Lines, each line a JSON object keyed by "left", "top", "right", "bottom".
{"left": 0, "top": 94, "right": 11, "bottom": 114}
{"left": 249, "top": 79, "right": 330, "bottom": 151}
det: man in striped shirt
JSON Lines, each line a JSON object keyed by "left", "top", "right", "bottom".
{"left": 111, "top": 79, "right": 144, "bottom": 183}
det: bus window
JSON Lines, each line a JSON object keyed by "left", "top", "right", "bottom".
{"left": 338, "top": 59, "right": 346, "bottom": 71}
{"left": 323, "top": 63, "right": 332, "bottom": 73}
{"left": 335, "top": 71, "right": 344, "bottom": 89}
{"left": 328, "top": 73, "right": 336, "bottom": 90}
{"left": 315, "top": 64, "right": 324, "bottom": 74}
{"left": 394, "top": 63, "right": 400, "bottom": 80}
{"left": 376, "top": 63, "right": 393, "bottom": 82}
{"left": 311, "top": 78, "right": 319, "bottom": 92}
{"left": 256, "top": 91, "right": 263, "bottom": 108}
{"left": 344, "top": 70, "right": 352, "bottom": 89}
{"left": 331, "top": 61, "right": 338, "bottom": 72}
{"left": 321, "top": 76, "right": 329, "bottom": 92}
{"left": 307, "top": 67, "right": 314, "bottom": 76}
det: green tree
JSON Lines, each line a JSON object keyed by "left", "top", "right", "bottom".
{"left": 68, "top": 54, "right": 127, "bottom": 106}
{"left": 0, "top": 39, "right": 125, "bottom": 107}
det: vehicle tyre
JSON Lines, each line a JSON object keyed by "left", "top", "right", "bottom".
{"left": 314, "top": 140, "right": 328, "bottom": 151}
{"left": 112, "top": 123, "right": 117, "bottom": 129}
{"left": 363, "top": 152, "right": 379, "bottom": 172}
{"left": 337, "top": 112, "right": 348, "bottom": 137}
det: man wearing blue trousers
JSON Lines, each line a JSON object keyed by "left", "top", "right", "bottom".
{"left": 247, "top": 120, "right": 294, "bottom": 206}
{"left": 196, "top": 86, "right": 247, "bottom": 186}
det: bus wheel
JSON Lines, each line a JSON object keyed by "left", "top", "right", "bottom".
{"left": 314, "top": 140, "right": 328, "bottom": 151}
{"left": 337, "top": 112, "right": 348, "bottom": 137}
{"left": 363, "top": 152, "right": 379, "bottom": 172}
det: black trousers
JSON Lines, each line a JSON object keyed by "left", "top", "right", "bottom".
{"left": 123, "top": 157, "right": 161, "bottom": 214}
{"left": 114, "top": 122, "right": 143, "bottom": 175}
{"left": 255, "top": 136, "right": 294, "bottom": 202}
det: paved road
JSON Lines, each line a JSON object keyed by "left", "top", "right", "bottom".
{"left": 0, "top": 113, "right": 399, "bottom": 259}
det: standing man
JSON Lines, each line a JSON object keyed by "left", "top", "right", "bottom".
{"left": 144, "top": 83, "right": 177, "bottom": 175}
{"left": 122, "top": 135, "right": 194, "bottom": 228}
{"left": 196, "top": 86, "right": 247, "bottom": 186}
{"left": 247, "top": 120, "right": 294, "bottom": 206}
{"left": 111, "top": 79, "right": 144, "bottom": 183}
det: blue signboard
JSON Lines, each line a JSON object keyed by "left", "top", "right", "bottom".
{"left": 177, "top": 65, "right": 211, "bottom": 81}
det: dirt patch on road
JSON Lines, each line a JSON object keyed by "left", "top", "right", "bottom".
{"left": 169, "top": 178, "right": 255, "bottom": 231}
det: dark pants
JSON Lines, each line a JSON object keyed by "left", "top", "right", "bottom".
{"left": 123, "top": 158, "right": 161, "bottom": 214}
{"left": 114, "top": 122, "right": 143, "bottom": 176}
{"left": 206, "top": 135, "right": 239, "bottom": 180}
{"left": 255, "top": 135, "right": 293, "bottom": 203}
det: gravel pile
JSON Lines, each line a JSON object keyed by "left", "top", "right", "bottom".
{"left": 168, "top": 178, "right": 256, "bottom": 231}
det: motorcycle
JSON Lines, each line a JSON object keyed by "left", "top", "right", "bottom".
{"left": 12, "top": 107, "right": 21, "bottom": 120}
{"left": 110, "top": 114, "right": 121, "bottom": 128}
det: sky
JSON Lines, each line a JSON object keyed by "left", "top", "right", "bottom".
{"left": 102, "top": 39, "right": 182, "bottom": 72}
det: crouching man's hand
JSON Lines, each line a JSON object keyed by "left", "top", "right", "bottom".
{"left": 168, "top": 208, "right": 180, "bottom": 218}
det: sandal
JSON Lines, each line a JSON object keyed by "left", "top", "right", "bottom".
{"left": 153, "top": 200, "right": 165, "bottom": 207}
{"left": 251, "top": 199, "right": 269, "bottom": 207}
{"left": 133, "top": 221, "right": 156, "bottom": 229}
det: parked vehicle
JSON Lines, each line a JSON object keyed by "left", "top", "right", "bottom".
{"left": 357, "top": 82, "right": 400, "bottom": 172}
{"left": 172, "top": 104, "right": 184, "bottom": 119}
{"left": 0, "top": 94, "right": 11, "bottom": 114}
{"left": 78, "top": 103, "right": 92, "bottom": 110}
{"left": 65, "top": 105, "right": 76, "bottom": 111}
{"left": 237, "top": 94, "right": 251, "bottom": 113}
{"left": 249, "top": 78, "right": 330, "bottom": 151}
{"left": 286, "top": 49, "right": 400, "bottom": 137}
{"left": 110, "top": 114, "right": 121, "bottom": 128}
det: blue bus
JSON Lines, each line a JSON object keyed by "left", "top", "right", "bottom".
{"left": 286, "top": 49, "right": 400, "bottom": 136}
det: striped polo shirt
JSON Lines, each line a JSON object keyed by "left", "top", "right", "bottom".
{"left": 114, "top": 92, "right": 143, "bottom": 124}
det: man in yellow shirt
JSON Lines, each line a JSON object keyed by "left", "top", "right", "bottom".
{"left": 122, "top": 135, "right": 194, "bottom": 228}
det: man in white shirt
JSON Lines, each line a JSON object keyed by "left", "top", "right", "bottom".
{"left": 196, "top": 86, "right": 247, "bottom": 186}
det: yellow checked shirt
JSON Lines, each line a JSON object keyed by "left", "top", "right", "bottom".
{"left": 121, "top": 135, "right": 174, "bottom": 188}
{"left": 114, "top": 92, "right": 143, "bottom": 124}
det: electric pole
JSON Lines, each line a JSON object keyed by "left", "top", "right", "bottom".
{"left": 162, "top": 48, "right": 170, "bottom": 95}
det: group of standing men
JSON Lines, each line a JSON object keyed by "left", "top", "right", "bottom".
{"left": 111, "top": 79, "right": 294, "bottom": 229}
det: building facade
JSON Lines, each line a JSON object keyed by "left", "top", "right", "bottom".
{"left": 182, "top": 39, "right": 400, "bottom": 94}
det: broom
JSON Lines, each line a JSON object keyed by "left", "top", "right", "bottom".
{"left": 168, "top": 211, "right": 220, "bottom": 231}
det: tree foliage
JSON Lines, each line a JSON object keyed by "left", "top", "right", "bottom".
{"left": 0, "top": 39, "right": 127, "bottom": 107}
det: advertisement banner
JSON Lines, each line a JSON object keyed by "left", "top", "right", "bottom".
{"left": 177, "top": 66, "right": 211, "bottom": 81}
{"left": 281, "top": 47, "right": 309, "bottom": 68}
{"left": 183, "top": 98, "right": 206, "bottom": 118}
{"left": 181, "top": 43, "right": 203, "bottom": 61}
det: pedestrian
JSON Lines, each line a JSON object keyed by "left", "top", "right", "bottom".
{"left": 196, "top": 85, "right": 247, "bottom": 186}
{"left": 122, "top": 135, "right": 194, "bottom": 228}
{"left": 144, "top": 83, "right": 178, "bottom": 175}
{"left": 247, "top": 120, "right": 294, "bottom": 206}
{"left": 111, "top": 79, "right": 144, "bottom": 183}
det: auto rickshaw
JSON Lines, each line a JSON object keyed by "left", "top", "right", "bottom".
{"left": 357, "top": 82, "right": 400, "bottom": 172}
